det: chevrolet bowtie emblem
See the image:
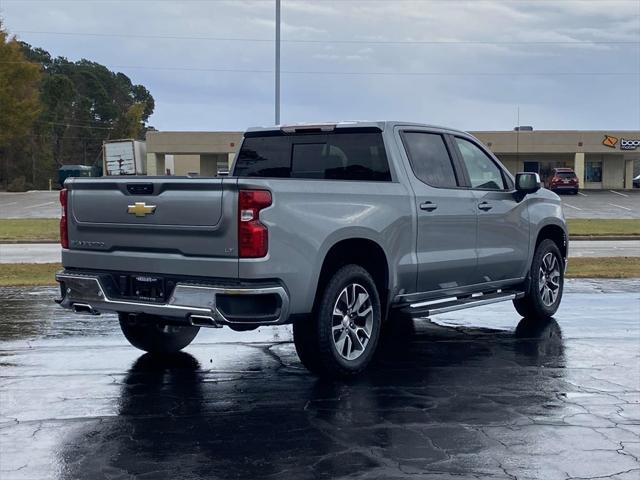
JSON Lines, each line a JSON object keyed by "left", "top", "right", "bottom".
{"left": 127, "top": 202, "right": 156, "bottom": 217}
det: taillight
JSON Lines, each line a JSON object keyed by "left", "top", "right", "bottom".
{"left": 238, "top": 190, "right": 272, "bottom": 258}
{"left": 60, "top": 188, "right": 69, "bottom": 249}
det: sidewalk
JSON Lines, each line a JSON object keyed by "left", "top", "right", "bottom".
{"left": 2, "top": 241, "right": 639, "bottom": 264}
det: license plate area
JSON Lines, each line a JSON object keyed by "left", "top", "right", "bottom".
{"left": 132, "top": 275, "right": 165, "bottom": 302}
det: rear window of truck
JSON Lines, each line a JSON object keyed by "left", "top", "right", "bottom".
{"left": 234, "top": 132, "right": 391, "bottom": 181}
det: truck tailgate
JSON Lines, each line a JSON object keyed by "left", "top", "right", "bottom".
{"left": 66, "top": 177, "right": 238, "bottom": 259}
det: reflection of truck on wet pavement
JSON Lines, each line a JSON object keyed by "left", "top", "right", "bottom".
{"left": 55, "top": 121, "right": 568, "bottom": 377}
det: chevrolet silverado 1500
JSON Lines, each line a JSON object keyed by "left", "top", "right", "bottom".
{"left": 55, "top": 121, "right": 568, "bottom": 377}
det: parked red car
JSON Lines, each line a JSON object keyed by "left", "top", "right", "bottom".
{"left": 547, "top": 168, "right": 579, "bottom": 194}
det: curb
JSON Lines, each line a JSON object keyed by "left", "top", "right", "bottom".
{"left": 0, "top": 240, "right": 58, "bottom": 244}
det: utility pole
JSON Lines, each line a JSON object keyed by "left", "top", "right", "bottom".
{"left": 275, "top": 0, "right": 281, "bottom": 125}
{"left": 516, "top": 106, "right": 520, "bottom": 168}
{"left": 31, "top": 140, "right": 36, "bottom": 186}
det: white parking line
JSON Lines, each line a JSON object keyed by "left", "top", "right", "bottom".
{"left": 608, "top": 203, "right": 632, "bottom": 211}
{"left": 577, "top": 192, "right": 588, "bottom": 196}
{"left": 24, "top": 202, "right": 55, "bottom": 209}
{"left": 609, "top": 190, "right": 629, "bottom": 197}
{"left": 0, "top": 202, "right": 18, "bottom": 207}
{"left": 563, "top": 203, "right": 582, "bottom": 211}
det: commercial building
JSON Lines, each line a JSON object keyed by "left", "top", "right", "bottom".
{"left": 473, "top": 130, "right": 639, "bottom": 190}
{"left": 145, "top": 128, "right": 640, "bottom": 189}
{"left": 146, "top": 131, "right": 240, "bottom": 176}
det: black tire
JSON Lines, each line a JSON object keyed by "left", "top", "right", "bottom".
{"left": 293, "top": 264, "right": 382, "bottom": 378}
{"left": 292, "top": 315, "right": 323, "bottom": 374}
{"left": 118, "top": 313, "right": 199, "bottom": 354}
{"left": 513, "top": 239, "right": 564, "bottom": 320}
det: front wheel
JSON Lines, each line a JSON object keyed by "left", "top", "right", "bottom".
{"left": 513, "top": 239, "right": 564, "bottom": 319}
{"left": 293, "top": 264, "right": 382, "bottom": 378}
{"left": 119, "top": 313, "right": 199, "bottom": 354}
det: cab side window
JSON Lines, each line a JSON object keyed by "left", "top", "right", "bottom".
{"left": 455, "top": 137, "right": 506, "bottom": 190}
{"left": 401, "top": 132, "right": 458, "bottom": 188}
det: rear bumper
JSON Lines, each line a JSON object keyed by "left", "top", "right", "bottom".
{"left": 55, "top": 270, "right": 290, "bottom": 327}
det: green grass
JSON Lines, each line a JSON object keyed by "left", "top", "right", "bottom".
{"left": 566, "top": 257, "right": 640, "bottom": 279}
{"left": 567, "top": 219, "right": 640, "bottom": 237}
{"left": 0, "top": 219, "right": 59, "bottom": 242}
{"left": 1, "top": 259, "right": 638, "bottom": 288}
{"left": 0, "top": 263, "right": 61, "bottom": 286}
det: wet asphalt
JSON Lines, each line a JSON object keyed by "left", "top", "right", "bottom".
{"left": 0, "top": 279, "right": 639, "bottom": 480}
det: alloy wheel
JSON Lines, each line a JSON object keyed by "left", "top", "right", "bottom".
{"left": 538, "top": 252, "right": 561, "bottom": 307}
{"left": 331, "top": 283, "right": 373, "bottom": 361}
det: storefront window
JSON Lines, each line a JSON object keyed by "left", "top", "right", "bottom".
{"left": 585, "top": 161, "right": 602, "bottom": 182}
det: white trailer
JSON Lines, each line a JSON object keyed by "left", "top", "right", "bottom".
{"left": 103, "top": 140, "right": 147, "bottom": 176}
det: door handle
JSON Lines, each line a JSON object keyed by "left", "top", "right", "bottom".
{"left": 420, "top": 201, "right": 438, "bottom": 211}
{"left": 478, "top": 201, "right": 493, "bottom": 211}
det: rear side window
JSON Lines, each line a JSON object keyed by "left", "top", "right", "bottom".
{"left": 401, "top": 132, "right": 458, "bottom": 188}
{"left": 234, "top": 132, "right": 391, "bottom": 181}
{"left": 233, "top": 136, "right": 291, "bottom": 178}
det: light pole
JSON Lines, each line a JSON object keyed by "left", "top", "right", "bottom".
{"left": 275, "top": 0, "right": 281, "bottom": 125}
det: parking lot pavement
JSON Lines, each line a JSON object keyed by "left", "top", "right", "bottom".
{"left": 559, "top": 190, "right": 640, "bottom": 219}
{"left": 0, "top": 191, "right": 59, "bottom": 219}
{"left": 1, "top": 279, "right": 638, "bottom": 480}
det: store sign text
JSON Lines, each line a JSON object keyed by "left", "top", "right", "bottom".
{"left": 620, "top": 138, "right": 640, "bottom": 150}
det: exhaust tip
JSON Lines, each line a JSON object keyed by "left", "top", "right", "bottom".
{"left": 73, "top": 303, "right": 98, "bottom": 315}
{"left": 189, "top": 315, "right": 222, "bottom": 328}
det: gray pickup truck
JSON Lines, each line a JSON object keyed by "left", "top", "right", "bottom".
{"left": 55, "top": 121, "right": 568, "bottom": 377}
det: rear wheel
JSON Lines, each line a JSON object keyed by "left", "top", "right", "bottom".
{"left": 118, "top": 313, "right": 199, "bottom": 354}
{"left": 513, "top": 239, "right": 564, "bottom": 320}
{"left": 293, "top": 264, "right": 382, "bottom": 378}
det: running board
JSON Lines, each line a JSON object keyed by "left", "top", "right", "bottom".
{"left": 401, "top": 290, "right": 525, "bottom": 318}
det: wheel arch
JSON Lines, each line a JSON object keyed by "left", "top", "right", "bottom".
{"left": 536, "top": 223, "right": 568, "bottom": 262}
{"left": 313, "top": 237, "right": 390, "bottom": 316}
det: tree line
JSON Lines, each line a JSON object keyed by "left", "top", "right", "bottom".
{"left": 0, "top": 22, "right": 155, "bottom": 191}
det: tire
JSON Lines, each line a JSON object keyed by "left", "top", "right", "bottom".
{"left": 118, "top": 313, "right": 199, "bottom": 354}
{"left": 293, "top": 264, "right": 382, "bottom": 378}
{"left": 292, "top": 316, "right": 323, "bottom": 374}
{"left": 513, "top": 239, "right": 564, "bottom": 320}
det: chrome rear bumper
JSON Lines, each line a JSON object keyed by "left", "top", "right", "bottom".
{"left": 55, "top": 271, "right": 290, "bottom": 327}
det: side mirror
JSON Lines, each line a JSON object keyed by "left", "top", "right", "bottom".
{"left": 515, "top": 172, "right": 541, "bottom": 194}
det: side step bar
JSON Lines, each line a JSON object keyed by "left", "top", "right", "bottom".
{"left": 401, "top": 290, "right": 525, "bottom": 318}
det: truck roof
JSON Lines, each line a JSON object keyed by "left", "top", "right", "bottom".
{"left": 245, "top": 121, "right": 469, "bottom": 136}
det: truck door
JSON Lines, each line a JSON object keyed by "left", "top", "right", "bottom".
{"left": 397, "top": 129, "right": 480, "bottom": 293}
{"left": 451, "top": 136, "right": 529, "bottom": 282}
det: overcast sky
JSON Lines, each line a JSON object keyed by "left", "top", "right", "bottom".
{"left": 2, "top": 0, "right": 639, "bottom": 132}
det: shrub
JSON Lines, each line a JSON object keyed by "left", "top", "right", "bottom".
{"left": 7, "top": 176, "right": 27, "bottom": 192}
